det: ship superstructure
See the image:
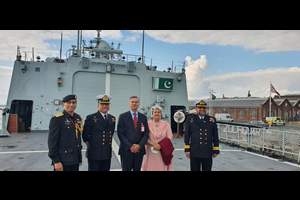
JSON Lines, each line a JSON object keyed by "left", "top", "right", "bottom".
{"left": 0, "top": 30, "right": 188, "bottom": 136}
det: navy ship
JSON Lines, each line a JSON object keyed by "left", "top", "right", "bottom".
{"left": 0, "top": 30, "right": 188, "bottom": 136}
{"left": 1, "top": 30, "right": 299, "bottom": 171}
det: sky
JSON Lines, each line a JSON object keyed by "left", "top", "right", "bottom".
{"left": 0, "top": 30, "right": 299, "bottom": 105}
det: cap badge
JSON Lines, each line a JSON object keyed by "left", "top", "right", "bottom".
{"left": 103, "top": 95, "right": 109, "bottom": 101}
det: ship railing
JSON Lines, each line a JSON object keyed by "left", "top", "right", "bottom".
{"left": 69, "top": 49, "right": 186, "bottom": 73}
{"left": 217, "top": 122, "right": 300, "bottom": 165}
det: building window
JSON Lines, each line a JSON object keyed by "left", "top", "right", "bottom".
{"left": 290, "top": 110, "right": 292, "bottom": 117}
{"left": 252, "top": 110, "right": 256, "bottom": 118}
{"left": 263, "top": 110, "right": 265, "bottom": 118}
{"left": 240, "top": 110, "right": 243, "bottom": 118}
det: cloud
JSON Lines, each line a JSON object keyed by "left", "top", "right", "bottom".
{"left": 0, "top": 30, "right": 123, "bottom": 61}
{"left": 185, "top": 55, "right": 210, "bottom": 99}
{"left": 185, "top": 56, "right": 300, "bottom": 100}
{"left": 142, "top": 30, "right": 300, "bottom": 53}
{"left": 124, "top": 34, "right": 140, "bottom": 42}
{"left": 0, "top": 66, "right": 13, "bottom": 105}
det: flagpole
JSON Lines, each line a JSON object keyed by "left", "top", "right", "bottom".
{"left": 269, "top": 81, "right": 272, "bottom": 128}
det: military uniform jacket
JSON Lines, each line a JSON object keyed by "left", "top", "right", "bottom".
{"left": 82, "top": 111, "right": 116, "bottom": 160}
{"left": 48, "top": 110, "right": 83, "bottom": 165}
{"left": 184, "top": 114, "right": 220, "bottom": 158}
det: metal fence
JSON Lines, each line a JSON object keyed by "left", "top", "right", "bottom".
{"left": 217, "top": 123, "right": 300, "bottom": 164}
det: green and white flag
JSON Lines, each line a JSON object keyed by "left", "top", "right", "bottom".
{"left": 154, "top": 77, "right": 173, "bottom": 90}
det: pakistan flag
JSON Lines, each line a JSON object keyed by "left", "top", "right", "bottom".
{"left": 154, "top": 77, "right": 173, "bottom": 90}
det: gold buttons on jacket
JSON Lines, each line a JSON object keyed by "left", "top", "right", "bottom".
{"left": 103, "top": 139, "right": 105, "bottom": 141}
{"left": 103, "top": 131, "right": 105, "bottom": 133}
{"left": 65, "top": 151, "right": 67, "bottom": 153}
{"left": 200, "top": 142, "right": 202, "bottom": 144}
{"left": 103, "top": 135, "right": 105, "bottom": 137}
{"left": 103, "top": 143, "right": 105, "bottom": 145}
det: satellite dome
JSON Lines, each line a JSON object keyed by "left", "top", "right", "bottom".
{"left": 97, "top": 41, "right": 110, "bottom": 49}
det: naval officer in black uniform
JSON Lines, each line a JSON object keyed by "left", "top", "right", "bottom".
{"left": 82, "top": 94, "right": 116, "bottom": 171}
{"left": 48, "top": 94, "right": 83, "bottom": 171}
{"left": 184, "top": 100, "right": 220, "bottom": 171}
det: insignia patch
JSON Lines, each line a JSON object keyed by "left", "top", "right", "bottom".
{"left": 112, "top": 118, "right": 115, "bottom": 123}
{"left": 209, "top": 118, "right": 215, "bottom": 122}
{"left": 103, "top": 95, "right": 109, "bottom": 101}
{"left": 65, "top": 118, "right": 71, "bottom": 124}
{"left": 190, "top": 118, "right": 194, "bottom": 123}
{"left": 200, "top": 100, "right": 205, "bottom": 105}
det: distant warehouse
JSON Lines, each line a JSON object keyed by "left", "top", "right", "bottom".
{"left": 189, "top": 94, "right": 300, "bottom": 122}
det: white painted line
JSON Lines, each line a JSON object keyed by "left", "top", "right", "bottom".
{"left": 244, "top": 151, "right": 300, "bottom": 168}
{"left": 174, "top": 149, "right": 241, "bottom": 152}
{"left": 220, "top": 150, "right": 242, "bottom": 152}
{"left": 244, "top": 151, "right": 280, "bottom": 161}
{"left": 282, "top": 161, "right": 300, "bottom": 168}
{"left": 0, "top": 150, "right": 48, "bottom": 154}
{"left": 112, "top": 138, "right": 121, "bottom": 164}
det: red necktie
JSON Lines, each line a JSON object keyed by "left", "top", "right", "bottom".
{"left": 133, "top": 112, "right": 138, "bottom": 130}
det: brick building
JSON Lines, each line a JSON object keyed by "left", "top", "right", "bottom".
{"left": 189, "top": 97, "right": 300, "bottom": 122}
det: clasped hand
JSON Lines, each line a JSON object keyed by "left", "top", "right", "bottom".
{"left": 130, "top": 144, "right": 141, "bottom": 153}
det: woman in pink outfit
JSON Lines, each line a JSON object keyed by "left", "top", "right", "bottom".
{"left": 142, "top": 105, "right": 173, "bottom": 171}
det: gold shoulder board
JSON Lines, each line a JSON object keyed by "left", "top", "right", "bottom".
{"left": 55, "top": 113, "right": 64, "bottom": 118}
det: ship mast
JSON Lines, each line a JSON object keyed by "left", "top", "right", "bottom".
{"left": 95, "top": 30, "right": 102, "bottom": 58}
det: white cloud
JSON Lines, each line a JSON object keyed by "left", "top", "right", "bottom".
{"left": 142, "top": 30, "right": 300, "bottom": 53}
{"left": 185, "top": 56, "right": 300, "bottom": 100}
{"left": 0, "top": 66, "right": 13, "bottom": 105}
{"left": 0, "top": 30, "right": 123, "bottom": 61}
{"left": 185, "top": 55, "right": 210, "bottom": 99}
{"left": 124, "top": 34, "right": 140, "bottom": 42}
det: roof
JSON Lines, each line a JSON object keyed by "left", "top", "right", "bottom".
{"left": 189, "top": 97, "right": 300, "bottom": 108}
{"left": 189, "top": 98, "right": 268, "bottom": 108}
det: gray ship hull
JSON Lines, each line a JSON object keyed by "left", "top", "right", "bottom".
{"left": 1, "top": 44, "right": 188, "bottom": 136}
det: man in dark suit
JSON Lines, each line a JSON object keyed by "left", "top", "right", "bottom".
{"left": 82, "top": 94, "right": 116, "bottom": 171}
{"left": 117, "top": 96, "right": 149, "bottom": 171}
{"left": 48, "top": 94, "right": 83, "bottom": 171}
{"left": 184, "top": 99, "right": 220, "bottom": 171}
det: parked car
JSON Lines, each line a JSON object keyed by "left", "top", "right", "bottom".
{"left": 215, "top": 113, "right": 233, "bottom": 122}
{"left": 266, "top": 117, "right": 285, "bottom": 125}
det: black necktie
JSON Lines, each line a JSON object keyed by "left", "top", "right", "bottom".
{"left": 104, "top": 115, "right": 109, "bottom": 126}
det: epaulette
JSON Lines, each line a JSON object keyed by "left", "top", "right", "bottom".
{"left": 55, "top": 113, "right": 64, "bottom": 118}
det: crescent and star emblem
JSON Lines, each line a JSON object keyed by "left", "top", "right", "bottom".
{"left": 164, "top": 80, "right": 172, "bottom": 89}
